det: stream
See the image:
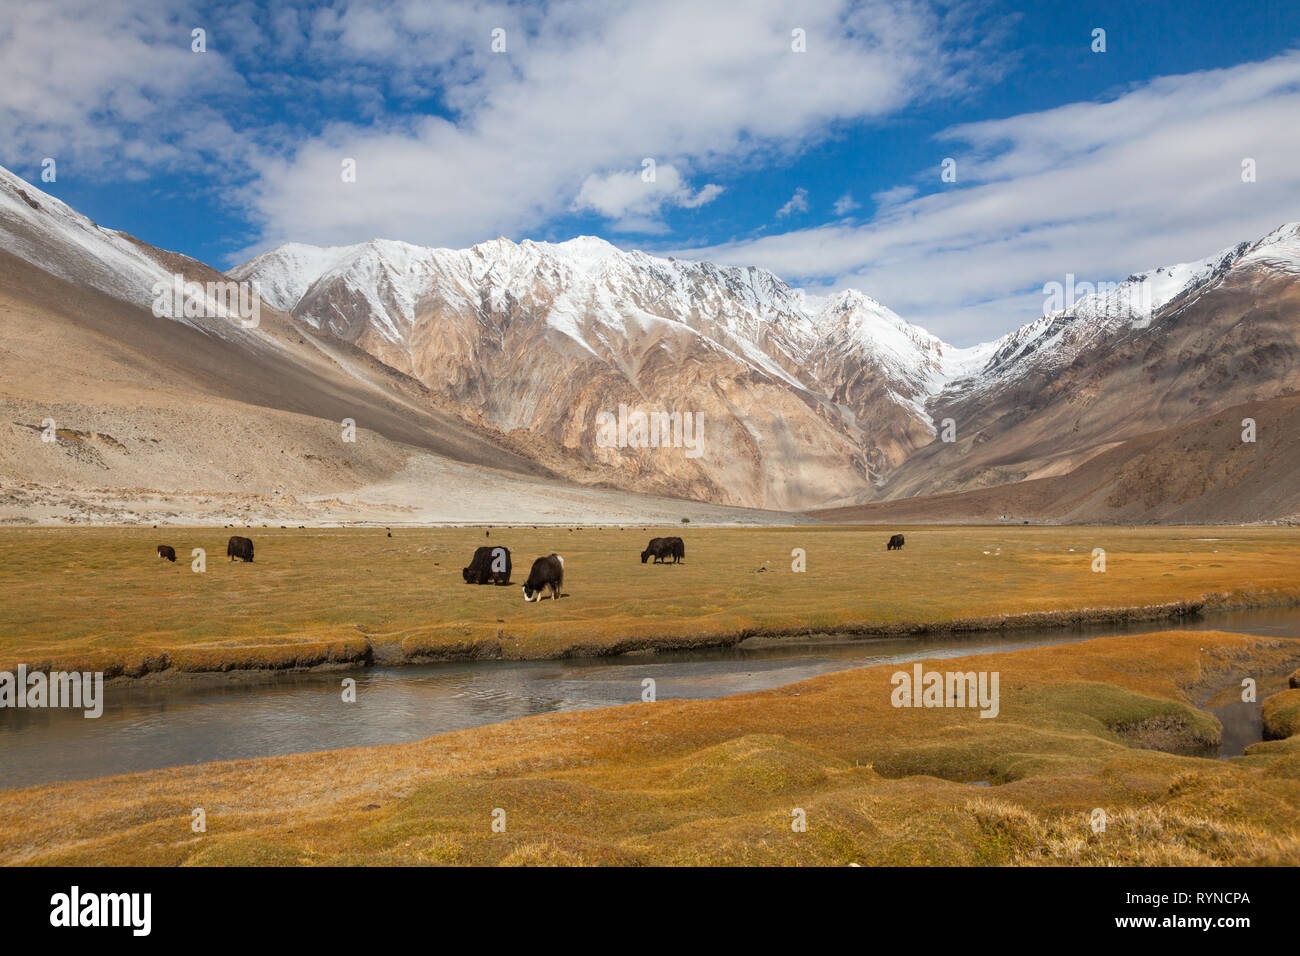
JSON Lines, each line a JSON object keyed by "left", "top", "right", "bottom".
{"left": 2, "top": 607, "right": 1297, "bottom": 788}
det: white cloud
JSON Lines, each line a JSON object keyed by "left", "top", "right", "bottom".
{"left": 681, "top": 183, "right": 726, "bottom": 209}
{"left": 573, "top": 164, "right": 722, "bottom": 231}
{"left": 871, "top": 184, "right": 916, "bottom": 208}
{"left": 0, "top": 0, "right": 978, "bottom": 263}
{"left": 832, "top": 192, "right": 860, "bottom": 215}
{"left": 776, "top": 187, "right": 810, "bottom": 218}
{"left": 672, "top": 51, "right": 1300, "bottom": 345}
{"left": 0, "top": 0, "right": 252, "bottom": 178}
{"left": 232, "top": 0, "right": 965, "bottom": 256}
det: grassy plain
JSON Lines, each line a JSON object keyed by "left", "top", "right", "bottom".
{"left": 2, "top": 630, "right": 1299, "bottom": 865}
{"left": 1, "top": 525, "right": 1298, "bottom": 675}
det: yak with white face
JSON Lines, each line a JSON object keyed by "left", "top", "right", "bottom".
{"left": 522, "top": 553, "right": 564, "bottom": 602}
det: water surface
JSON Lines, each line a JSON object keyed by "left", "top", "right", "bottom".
{"left": 2, "top": 607, "right": 1296, "bottom": 787}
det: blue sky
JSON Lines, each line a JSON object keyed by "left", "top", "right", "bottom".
{"left": 2, "top": 0, "right": 1298, "bottom": 343}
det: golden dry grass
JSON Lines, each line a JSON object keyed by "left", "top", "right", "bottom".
{"left": 1, "top": 630, "right": 1299, "bottom": 866}
{"left": 1, "top": 525, "right": 1298, "bottom": 675}
{"left": 1263, "top": 689, "right": 1300, "bottom": 739}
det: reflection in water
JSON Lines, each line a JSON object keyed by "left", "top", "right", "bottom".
{"left": 2, "top": 607, "right": 1297, "bottom": 787}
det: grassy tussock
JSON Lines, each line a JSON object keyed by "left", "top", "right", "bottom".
{"left": 1262, "top": 689, "right": 1300, "bottom": 740}
{"left": 964, "top": 798, "right": 1300, "bottom": 865}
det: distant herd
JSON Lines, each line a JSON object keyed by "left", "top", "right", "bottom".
{"left": 153, "top": 530, "right": 909, "bottom": 600}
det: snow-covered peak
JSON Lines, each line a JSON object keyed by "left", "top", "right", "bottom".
{"left": 0, "top": 166, "right": 167, "bottom": 311}
{"left": 233, "top": 233, "right": 822, "bottom": 357}
{"left": 1118, "top": 241, "right": 1250, "bottom": 318}
{"left": 1239, "top": 221, "right": 1300, "bottom": 274}
{"left": 529, "top": 235, "right": 622, "bottom": 271}
{"left": 950, "top": 227, "right": 1298, "bottom": 395}
{"left": 818, "top": 288, "right": 932, "bottom": 337}
{"left": 809, "top": 289, "right": 1001, "bottom": 400}
{"left": 228, "top": 217, "right": 1300, "bottom": 423}
{"left": 230, "top": 241, "right": 361, "bottom": 311}
{"left": 0, "top": 165, "right": 268, "bottom": 349}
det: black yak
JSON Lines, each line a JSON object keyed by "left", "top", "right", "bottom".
{"left": 463, "top": 545, "right": 512, "bottom": 585}
{"left": 522, "top": 554, "right": 564, "bottom": 602}
{"left": 641, "top": 537, "right": 669, "bottom": 563}
{"left": 227, "top": 535, "right": 255, "bottom": 562}
{"left": 156, "top": 545, "right": 176, "bottom": 562}
{"left": 887, "top": 534, "right": 905, "bottom": 551}
{"left": 641, "top": 536, "right": 684, "bottom": 564}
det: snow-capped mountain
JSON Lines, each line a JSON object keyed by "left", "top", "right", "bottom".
{"left": 234, "top": 234, "right": 999, "bottom": 411}
{"left": 0, "top": 164, "right": 564, "bottom": 523}
{"left": 962, "top": 227, "right": 1300, "bottom": 398}
{"left": 0, "top": 165, "right": 167, "bottom": 311}
{"left": 235, "top": 234, "right": 825, "bottom": 387}
{"left": 244, "top": 224, "right": 1300, "bottom": 431}
{"left": 231, "top": 219, "right": 1300, "bottom": 509}
{"left": 234, "top": 233, "right": 1011, "bottom": 505}
{"left": 883, "top": 222, "right": 1300, "bottom": 503}
{"left": 235, "top": 235, "right": 884, "bottom": 507}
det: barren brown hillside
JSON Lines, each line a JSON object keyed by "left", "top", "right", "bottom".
{"left": 813, "top": 393, "right": 1300, "bottom": 524}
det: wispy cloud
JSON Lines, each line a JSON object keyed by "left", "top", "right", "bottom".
{"left": 232, "top": 0, "right": 966, "bottom": 256}
{"left": 776, "top": 187, "right": 810, "bottom": 218}
{"left": 0, "top": 0, "right": 251, "bottom": 179}
{"left": 673, "top": 51, "right": 1300, "bottom": 343}
{"left": 832, "top": 192, "right": 860, "bottom": 215}
{"left": 0, "top": 0, "right": 983, "bottom": 265}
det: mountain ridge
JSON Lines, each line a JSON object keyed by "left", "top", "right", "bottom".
{"left": 3, "top": 160, "right": 1298, "bottom": 520}
{"left": 231, "top": 210, "right": 1300, "bottom": 510}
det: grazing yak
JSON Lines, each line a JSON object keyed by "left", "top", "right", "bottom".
{"left": 522, "top": 553, "right": 564, "bottom": 602}
{"left": 156, "top": 545, "right": 176, "bottom": 562}
{"left": 887, "top": 534, "right": 905, "bottom": 551}
{"left": 227, "top": 535, "right": 255, "bottom": 562}
{"left": 641, "top": 537, "right": 669, "bottom": 563}
{"left": 463, "top": 545, "right": 512, "bottom": 585}
{"left": 641, "top": 536, "right": 685, "bottom": 564}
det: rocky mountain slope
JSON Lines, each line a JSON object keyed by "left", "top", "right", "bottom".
{"left": 814, "top": 393, "right": 1300, "bottom": 525}
{"left": 231, "top": 235, "right": 998, "bottom": 508}
{"left": 877, "top": 224, "right": 1300, "bottom": 506}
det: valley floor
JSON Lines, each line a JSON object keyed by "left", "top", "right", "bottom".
{"left": 0, "top": 525, "right": 1298, "bottom": 679}
{"left": 2, "top": 630, "right": 1299, "bottom": 865}
{"left": 0, "top": 455, "right": 802, "bottom": 529}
